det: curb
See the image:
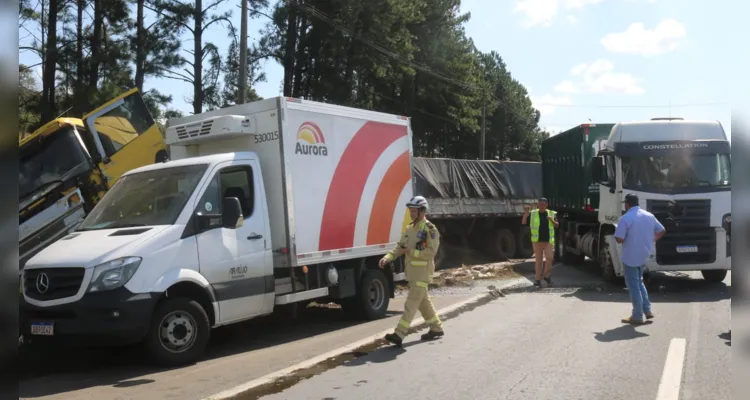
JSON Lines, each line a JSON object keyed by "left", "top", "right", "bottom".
{"left": 202, "top": 281, "right": 516, "bottom": 400}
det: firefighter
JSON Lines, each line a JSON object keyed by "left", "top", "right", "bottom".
{"left": 379, "top": 195, "right": 443, "bottom": 346}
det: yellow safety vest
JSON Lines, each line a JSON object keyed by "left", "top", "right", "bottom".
{"left": 530, "top": 209, "right": 556, "bottom": 245}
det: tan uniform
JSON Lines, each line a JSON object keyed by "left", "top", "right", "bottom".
{"left": 383, "top": 218, "right": 443, "bottom": 338}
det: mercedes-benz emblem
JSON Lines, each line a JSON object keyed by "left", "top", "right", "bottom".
{"left": 36, "top": 272, "right": 50, "bottom": 294}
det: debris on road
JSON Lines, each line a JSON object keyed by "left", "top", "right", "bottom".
{"left": 395, "top": 260, "right": 527, "bottom": 292}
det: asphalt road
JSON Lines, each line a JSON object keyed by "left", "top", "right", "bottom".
{"left": 258, "top": 262, "right": 731, "bottom": 400}
{"left": 18, "top": 291, "right": 478, "bottom": 400}
{"left": 17, "top": 259, "right": 730, "bottom": 400}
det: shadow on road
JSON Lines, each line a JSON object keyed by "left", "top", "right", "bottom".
{"left": 19, "top": 305, "right": 401, "bottom": 398}
{"left": 719, "top": 331, "right": 731, "bottom": 346}
{"left": 504, "top": 260, "right": 731, "bottom": 305}
{"left": 593, "top": 325, "right": 650, "bottom": 342}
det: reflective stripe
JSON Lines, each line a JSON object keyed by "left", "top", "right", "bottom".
{"left": 426, "top": 315, "right": 441, "bottom": 325}
{"left": 415, "top": 281, "right": 429, "bottom": 288}
{"left": 398, "top": 319, "right": 410, "bottom": 329}
{"left": 413, "top": 249, "right": 422, "bottom": 257}
{"left": 530, "top": 209, "right": 556, "bottom": 245}
{"left": 411, "top": 260, "right": 427, "bottom": 266}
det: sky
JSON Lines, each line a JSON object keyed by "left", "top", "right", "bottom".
{"left": 19, "top": 0, "right": 745, "bottom": 138}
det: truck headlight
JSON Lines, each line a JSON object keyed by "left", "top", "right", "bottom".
{"left": 87, "top": 257, "right": 141, "bottom": 293}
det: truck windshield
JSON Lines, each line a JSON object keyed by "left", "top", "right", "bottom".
{"left": 622, "top": 153, "right": 730, "bottom": 190}
{"left": 78, "top": 164, "right": 208, "bottom": 231}
{"left": 19, "top": 126, "right": 90, "bottom": 201}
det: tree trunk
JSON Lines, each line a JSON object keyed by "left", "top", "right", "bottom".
{"left": 193, "top": 0, "right": 203, "bottom": 114}
{"left": 238, "top": 0, "right": 248, "bottom": 104}
{"left": 292, "top": 14, "right": 307, "bottom": 98}
{"left": 75, "top": 0, "right": 85, "bottom": 114}
{"left": 282, "top": 2, "right": 297, "bottom": 97}
{"left": 41, "top": 0, "right": 58, "bottom": 123}
{"left": 134, "top": 0, "right": 145, "bottom": 91}
{"left": 88, "top": 0, "right": 103, "bottom": 104}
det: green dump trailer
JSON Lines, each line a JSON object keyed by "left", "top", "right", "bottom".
{"left": 541, "top": 123, "right": 615, "bottom": 264}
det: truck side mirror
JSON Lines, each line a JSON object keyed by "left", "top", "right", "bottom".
{"left": 221, "top": 197, "right": 244, "bottom": 229}
{"left": 591, "top": 157, "right": 603, "bottom": 182}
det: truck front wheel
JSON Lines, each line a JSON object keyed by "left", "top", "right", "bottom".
{"left": 145, "top": 297, "right": 211, "bottom": 367}
{"left": 701, "top": 270, "right": 728, "bottom": 283}
{"left": 600, "top": 240, "right": 619, "bottom": 284}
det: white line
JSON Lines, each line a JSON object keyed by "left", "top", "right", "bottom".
{"left": 202, "top": 291, "right": 494, "bottom": 400}
{"left": 655, "top": 338, "right": 687, "bottom": 400}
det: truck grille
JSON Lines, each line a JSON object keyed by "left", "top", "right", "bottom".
{"left": 647, "top": 199, "right": 711, "bottom": 228}
{"left": 646, "top": 199, "right": 715, "bottom": 265}
{"left": 24, "top": 268, "right": 85, "bottom": 301}
{"left": 653, "top": 228, "right": 716, "bottom": 265}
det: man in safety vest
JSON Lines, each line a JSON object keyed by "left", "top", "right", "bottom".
{"left": 522, "top": 197, "right": 559, "bottom": 288}
{"left": 379, "top": 195, "right": 443, "bottom": 346}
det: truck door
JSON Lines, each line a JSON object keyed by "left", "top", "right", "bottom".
{"left": 194, "top": 160, "right": 273, "bottom": 324}
{"left": 82, "top": 88, "right": 169, "bottom": 187}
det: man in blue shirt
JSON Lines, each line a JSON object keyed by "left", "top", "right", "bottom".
{"left": 614, "top": 194, "right": 666, "bottom": 325}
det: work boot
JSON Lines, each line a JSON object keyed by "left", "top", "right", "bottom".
{"left": 645, "top": 312, "right": 654, "bottom": 319}
{"left": 534, "top": 280, "right": 541, "bottom": 288}
{"left": 544, "top": 277, "right": 553, "bottom": 285}
{"left": 621, "top": 317, "right": 646, "bottom": 325}
{"left": 421, "top": 330, "right": 444, "bottom": 341}
{"left": 384, "top": 333, "right": 403, "bottom": 346}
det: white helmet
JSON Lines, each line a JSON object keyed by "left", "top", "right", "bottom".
{"left": 406, "top": 195, "right": 429, "bottom": 212}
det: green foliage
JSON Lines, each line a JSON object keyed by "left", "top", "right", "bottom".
{"left": 19, "top": 0, "right": 550, "bottom": 160}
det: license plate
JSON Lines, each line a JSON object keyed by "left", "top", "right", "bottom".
{"left": 676, "top": 245, "right": 698, "bottom": 253}
{"left": 30, "top": 322, "right": 54, "bottom": 336}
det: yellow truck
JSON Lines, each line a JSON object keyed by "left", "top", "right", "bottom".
{"left": 19, "top": 88, "right": 168, "bottom": 269}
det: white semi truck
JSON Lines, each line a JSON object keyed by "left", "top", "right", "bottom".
{"left": 544, "top": 118, "right": 731, "bottom": 283}
{"left": 20, "top": 97, "right": 415, "bottom": 366}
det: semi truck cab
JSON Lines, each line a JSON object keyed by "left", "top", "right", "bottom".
{"left": 591, "top": 118, "right": 731, "bottom": 282}
{"left": 18, "top": 89, "right": 168, "bottom": 270}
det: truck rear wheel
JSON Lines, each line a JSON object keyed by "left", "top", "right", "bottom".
{"left": 701, "top": 270, "right": 728, "bottom": 283}
{"left": 144, "top": 297, "right": 211, "bottom": 367}
{"left": 491, "top": 228, "right": 516, "bottom": 261}
{"left": 558, "top": 223, "right": 585, "bottom": 265}
{"left": 516, "top": 226, "right": 533, "bottom": 258}
{"left": 342, "top": 269, "right": 390, "bottom": 321}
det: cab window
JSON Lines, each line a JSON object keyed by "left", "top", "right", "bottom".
{"left": 92, "top": 94, "right": 156, "bottom": 158}
{"left": 197, "top": 166, "right": 255, "bottom": 218}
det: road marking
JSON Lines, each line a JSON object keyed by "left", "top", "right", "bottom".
{"left": 656, "top": 338, "right": 687, "bottom": 400}
{"left": 201, "top": 285, "right": 514, "bottom": 400}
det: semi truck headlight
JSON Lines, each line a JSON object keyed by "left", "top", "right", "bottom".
{"left": 87, "top": 257, "right": 141, "bottom": 293}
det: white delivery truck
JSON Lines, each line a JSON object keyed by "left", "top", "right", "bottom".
{"left": 20, "top": 97, "right": 414, "bottom": 366}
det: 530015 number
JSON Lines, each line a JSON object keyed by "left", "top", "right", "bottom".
{"left": 255, "top": 131, "right": 279, "bottom": 144}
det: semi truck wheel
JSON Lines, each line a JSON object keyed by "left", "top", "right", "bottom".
{"left": 599, "top": 240, "right": 619, "bottom": 284}
{"left": 342, "top": 269, "right": 390, "bottom": 320}
{"left": 557, "top": 222, "right": 585, "bottom": 265}
{"left": 701, "top": 270, "right": 728, "bottom": 283}
{"left": 516, "top": 226, "right": 533, "bottom": 258}
{"left": 491, "top": 229, "right": 516, "bottom": 261}
{"left": 145, "top": 297, "right": 211, "bottom": 367}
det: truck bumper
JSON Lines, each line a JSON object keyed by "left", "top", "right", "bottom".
{"left": 20, "top": 287, "right": 159, "bottom": 346}
{"left": 19, "top": 205, "right": 86, "bottom": 269}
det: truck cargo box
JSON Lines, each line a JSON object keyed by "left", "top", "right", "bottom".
{"left": 541, "top": 123, "right": 614, "bottom": 213}
{"left": 412, "top": 157, "right": 541, "bottom": 218}
{"left": 166, "top": 97, "right": 414, "bottom": 268}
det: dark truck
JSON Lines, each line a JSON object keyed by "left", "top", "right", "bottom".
{"left": 412, "top": 157, "right": 542, "bottom": 264}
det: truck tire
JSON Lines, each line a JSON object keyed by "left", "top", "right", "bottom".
{"left": 491, "top": 229, "right": 516, "bottom": 261}
{"left": 144, "top": 297, "right": 211, "bottom": 367}
{"left": 516, "top": 226, "right": 533, "bottom": 258}
{"left": 701, "top": 270, "right": 728, "bottom": 283}
{"left": 557, "top": 222, "right": 585, "bottom": 265}
{"left": 342, "top": 269, "right": 390, "bottom": 321}
{"left": 599, "top": 240, "right": 619, "bottom": 284}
